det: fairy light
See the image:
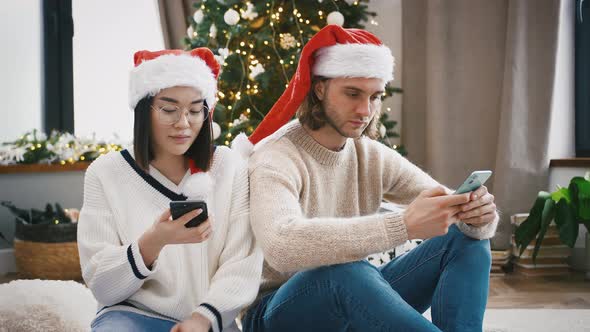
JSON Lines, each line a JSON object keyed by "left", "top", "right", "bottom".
{"left": 240, "top": 41, "right": 245, "bottom": 47}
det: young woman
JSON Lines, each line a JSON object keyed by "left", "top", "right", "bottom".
{"left": 77, "top": 48, "right": 262, "bottom": 332}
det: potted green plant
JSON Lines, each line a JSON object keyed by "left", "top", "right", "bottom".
{"left": 1, "top": 201, "right": 81, "bottom": 280}
{"left": 514, "top": 172, "right": 590, "bottom": 265}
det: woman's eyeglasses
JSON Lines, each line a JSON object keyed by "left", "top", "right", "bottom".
{"left": 151, "top": 102, "right": 210, "bottom": 126}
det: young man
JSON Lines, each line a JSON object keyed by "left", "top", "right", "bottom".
{"left": 234, "top": 25, "right": 498, "bottom": 332}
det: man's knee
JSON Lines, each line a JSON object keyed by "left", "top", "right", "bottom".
{"left": 447, "top": 225, "right": 491, "bottom": 266}
{"left": 298, "top": 260, "right": 379, "bottom": 286}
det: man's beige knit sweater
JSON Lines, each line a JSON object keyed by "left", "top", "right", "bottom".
{"left": 249, "top": 121, "right": 497, "bottom": 295}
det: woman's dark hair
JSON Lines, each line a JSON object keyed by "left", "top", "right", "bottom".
{"left": 133, "top": 96, "right": 214, "bottom": 171}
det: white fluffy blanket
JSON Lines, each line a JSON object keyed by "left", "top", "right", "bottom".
{"left": 0, "top": 279, "right": 96, "bottom": 332}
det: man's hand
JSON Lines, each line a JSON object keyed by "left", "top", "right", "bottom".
{"left": 456, "top": 185, "right": 497, "bottom": 227}
{"left": 170, "top": 312, "right": 211, "bottom": 332}
{"left": 404, "top": 186, "right": 471, "bottom": 239}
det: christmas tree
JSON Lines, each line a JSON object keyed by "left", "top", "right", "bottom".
{"left": 185, "top": 0, "right": 404, "bottom": 154}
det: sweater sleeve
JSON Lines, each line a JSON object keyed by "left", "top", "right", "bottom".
{"left": 77, "top": 164, "right": 157, "bottom": 306}
{"left": 249, "top": 164, "right": 409, "bottom": 274}
{"left": 381, "top": 145, "right": 498, "bottom": 240}
{"left": 193, "top": 163, "right": 263, "bottom": 332}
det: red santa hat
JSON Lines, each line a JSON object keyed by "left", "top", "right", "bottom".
{"left": 232, "top": 24, "right": 394, "bottom": 157}
{"left": 128, "top": 48, "right": 220, "bottom": 200}
{"left": 129, "top": 48, "right": 220, "bottom": 110}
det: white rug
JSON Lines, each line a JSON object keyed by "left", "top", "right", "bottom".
{"left": 424, "top": 308, "right": 590, "bottom": 332}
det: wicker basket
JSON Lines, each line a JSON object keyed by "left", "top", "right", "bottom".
{"left": 13, "top": 239, "right": 82, "bottom": 280}
{"left": 12, "top": 221, "right": 81, "bottom": 280}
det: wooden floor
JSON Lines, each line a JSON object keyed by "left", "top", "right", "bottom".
{"left": 2, "top": 272, "right": 590, "bottom": 309}
{"left": 487, "top": 272, "right": 590, "bottom": 309}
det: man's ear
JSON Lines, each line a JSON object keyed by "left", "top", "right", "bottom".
{"left": 314, "top": 80, "right": 327, "bottom": 101}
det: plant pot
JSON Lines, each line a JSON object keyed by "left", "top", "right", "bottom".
{"left": 13, "top": 221, "right": 81, "bottom": 280}
{"left": 586, "top": 231, "right": 590, "bottom": 280}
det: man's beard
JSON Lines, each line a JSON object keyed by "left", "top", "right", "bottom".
{"left": 321, "top": 105, "right": 367, "bottom": 139}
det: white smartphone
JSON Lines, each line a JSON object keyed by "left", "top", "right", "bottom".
{"left": 453, "top": 170, "right": 493, "bottom": 194}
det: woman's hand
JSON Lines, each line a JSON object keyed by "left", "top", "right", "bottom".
{"left": 139, "top": 208, "right": 213, "bottom": 267}
{"left": 170, "top": 312, "right": 211, "bottom": 332}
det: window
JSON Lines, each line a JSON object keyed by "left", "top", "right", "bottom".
{"left": 42, "top": 0, "right": 74, "bottom": 133}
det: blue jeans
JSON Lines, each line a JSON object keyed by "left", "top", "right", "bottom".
{"left": 242, "top": 225, "right": 491, "bottom": 332}
{"left": 91, "top": 310, "right": 177, "bottom": 332}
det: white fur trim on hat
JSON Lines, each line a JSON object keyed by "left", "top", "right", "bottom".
{"left": 129, "top": 54, "right": 217, "bottom": 109}
{"left": 312, "top": 43, "right": 394, "bottom": 82}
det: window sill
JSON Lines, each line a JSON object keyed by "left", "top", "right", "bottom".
{"left": 0, "top": 163, "right": 90, "bottom": 174}
{"left": 549, "top": 158, "right": 590, "bottom": 168}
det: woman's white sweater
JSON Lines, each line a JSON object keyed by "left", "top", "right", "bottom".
{"left": 77, "top": 146, "right": 262, "bottom": 332}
